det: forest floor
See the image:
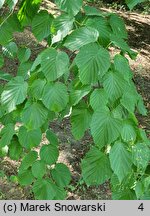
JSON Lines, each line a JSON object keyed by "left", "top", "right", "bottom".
{"left": 0, "top": 1, "right": 150, "bottom": 200}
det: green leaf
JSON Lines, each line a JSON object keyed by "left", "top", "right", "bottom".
{"left": 109, "top": 14, "right": 127, "bottom": 39}
{"left": 0, "top": 55, "right": 4, "bottom": 68}
{"left": 41, "top": 48, "right": 69, "bottom": 81}
{"left": 71, "top": 107, "right": 92, "bottom": 140}
{"left": 19, "top": 151, "right": 38, "bottom": 171}
{"left": 22, "top": 101, "right": 48, "bottom": 130}
{"left": 53, "top": 187, "right": 67, "bottom": 200}
{"left": 55, "top": 0, "right": 83, "bottom": 16}
{"left": 114, "top": 54, "right": 133, "bottom": 81}
{"left": 110, "top": 35, "right": 137, "bottom": 59}
{"left": 32, "top": 10, "right": 53, "bottom": 41}
{"left": 75, "top": 43, "right": 110, "bottom": 84}
{"left": 9, "top": 137, "right": 22, "bottom": 160}
{"left": 18, "top": 48, "right": 31, "bottom": 63}
{"left": 109, "top": 141, "right": 132, "bottom": 182}
{"left": 86, "top": 17, "right": 111, "bottom": 47}
{"left": 125, "top": 0, "right": 145, "bottom": 10}
{"left": 18, "top": 0, "right": 42, "bottom": 26}
{"left": 29, "top": 79, "right": 46, "bottom": 100}
{"left": 51, "top": 163, "right": 71, "bottom": 187}
{"left": 121, "top": 122, "right": 136, "bottom": 142}
{"left": 52, "top": 14, "right": 74, "bottom": 44}
{"left": 31, "top": 54, "right": 42, "bottom": 71}
{"left": 18, "top": 169, "right": 34, "bottom": 186}
{"left": 103, "top": 70, "right": 127, "bottom": 102}
{"left": 31, "top": 160, "right": 46, "bottom": 179}
{"left": 42, "top": 82, "right": 69, "bottom": 112}
{"left": 90, "top": 89, "right": 108, "bottom": 111}
{"left": 1, "top": 76, "right": 28, "bottom": 112}
{"left": 0, "top": 71, "right": 13, "bottom": 81}
{"left": 64, "top": 27, "right": 99, "bottom": 51}
{"left": 40, "top": 144, "right": 59, "bottom": 165}
{"left": 18, "top": 126, "right": 42, "bottom": 149}
{"left": 46, "top": 129, "right": 58, "bottom": 146}
{"left": 112, "top": 189, "right": 136, "bottom": 200}
{"left": 81, "top": 147, "right": 112, "bottom": 185}
{"left": 17, "top": 61, "right": 32, "bottom": 79}
{"left": 0, "top": 124, "right": 15, "bottom": 147}
{"left": 121, "top": 85, "right": 138, "bottom": 113}
{"left": 137, "top": 95, "right": 147, "bottom": 116}
{"left": 135, "top": 181, "right": 145, "bottom": 199}
{"left": 33, "top": 179, "right": 56, "bottom": 200}
{"left": 70, "top": 85, "right": 91, "bottom": 106}
{"left": 132, "top": 143, "right": 150, "bottom": 170}
{"left": 2, "top": 42, "right": 18, "bottom": 58}
{"left": 0, "top": 14, "right": 21, "bottom": 45}
{"left": 91, "top": 110, "right": 121, "bottom": 148}
{"left": 83, "top": 5, "right": 106, "bottom": 17}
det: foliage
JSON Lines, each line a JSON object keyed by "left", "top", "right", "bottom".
{"left": 0, "top": 0, "right": 150, "bottom": 200}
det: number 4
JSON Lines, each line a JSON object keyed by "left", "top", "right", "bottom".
{"left": 138, "top": 203, "right": 144, "bottom": 211}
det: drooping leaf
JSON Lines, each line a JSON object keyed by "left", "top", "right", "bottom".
{"left": 18, "top": 48, "right": 31, "bottom": 63}
{"left": 51, "top": 163, "right": 71, "bottom": 187}
{"left": 121, "top": 85, "right": 139, "bottom": 113}
{"left": 40, "top": 144, "right": 59, "bottom": 165}
{"left": 81, "top": 147, "right": 112, "bottom": 185}
{"left": 75, "top": 43, "right": 110, "bottom": 84}
{"left": 18, "top": 0, "right": 42, "bottom": 26}
{"left": 52, "top": 14, "right": 74, "bottom": 44}
{"left": 42, "top": 82, "right": 69, "bottom": 112}
{"left": 31, "top": 160, "right": 46, "bottom": 179}
{"left": 46, "top": 129, "right": 58, "bottom": 146}
{"left": 103, "top": 70, "right": 127, "bottom": 102}
{"left": 109, "top": 141, "right": 132, "bottom": 182}
{"left": 64, "top": 27, "right": 99, "bottom": 51}
{"left": 2, "top": 42, "right": 18, "bottom": 58}
{"left": 0, "top": 71, "right": 13, "bottom": 81}
{"left": 41, "top": 48, "right": 69, "bottom": 81}
{"left": 90, "top": 89, "right": 108, "bottom": 111}
{"left": 91, "top": 110, "right": 121, "bottom": 148}
{"left": 125, "top": 0, "right": 145, "bottom": 10}
{"left": 86, "top": 17, "right": 111, "bottom": 46}
{"left": 18, "top": 169, "right": 34, "bottom": 186}
{"left": 29, "top": 79, "right": 46, "bottom": 100}
{"left": 110, "top": 34, "right": 137, "bottom": 59}
{"left": 0, "top": 14, "right": 21, "bottom": 45}
{"left": 18, "top": 126, "right": 42, "bottom": 149}
{"left": 19, "top": 151, "right": 38, "bottom": 171}
{"left": 9, "top": 136, "right": 22, "bottom": 160}
{"left": 114, "top": 54, "right": 133, "bottom": 81}
{"left": 71, "top": 107, "right": 92, "bottom": 140}
{"left": 0, "top": 124, "right": 15, "bottom": 147}
{"left": 55, "top": 0, "right": 83, "bottom": 16}
{"left": 109, "top": 14, "right": 127, "bottom": 39}
{"left": 70, "top": 85, "right": 91, "bottom": 106}
{"left": 83, "top": 5, "right": 106, "bottom": 17}
{"left": 53, "top": 187, "right": 67, "bottom": 200}
{"left": 137, "top": 95, "right": 147, "bottom": 116}
{"left": 17, "top": 61, "right": 32, "bottom": 79}
{"left": 132, "top": 143, "right": 150, "bottom": 170}
{"left": 121, "top": 122, "right": 136, "bottom": 142}
{"left": 1, "top": 76, "right": 28, "bottom": 112}
{"left": 21, "top": 101, "right": 48, "bottom": 130}
{"left": 32, "top": 10, "right": 53, "bottom": 41}
{"left": 33, "top": 179, "right": 57, "bottom": 200}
